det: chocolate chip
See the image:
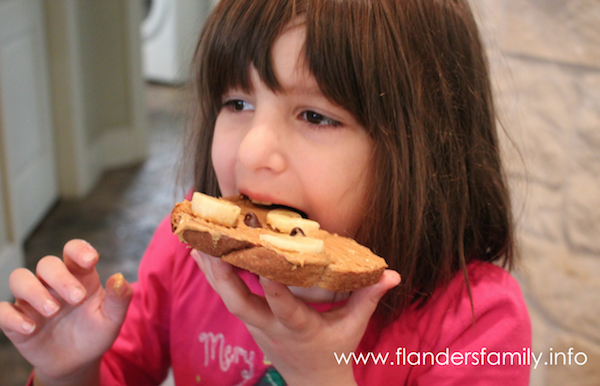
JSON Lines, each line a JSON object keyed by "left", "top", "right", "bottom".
{"left": 290, "top": 227, "right": 305, "bottom": 236}
{"left": 244, "top": 212, "right": 262, "bottom": 228}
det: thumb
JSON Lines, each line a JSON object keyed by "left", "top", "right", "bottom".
{"left": 102, "top": 273, "right": 133, "bottom": 325}
{"left": 336, "top": 270, "right": 401, "bottom": 328}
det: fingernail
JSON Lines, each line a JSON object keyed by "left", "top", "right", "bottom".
{"left": 81, "top": 249, "right": 97, "bottom": 264}
{"left": 107, "top": 273, "right": 131, "bottom": 299}
{"left": 22, "top": 320, "right": 36, "bottom": 334}
{"left": 70, "top": 287, "right": 86, "bottom": 304}
{"left": 43, "top": 299, "right": 60, "bottom": 316}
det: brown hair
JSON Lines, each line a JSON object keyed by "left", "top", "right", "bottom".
{"left": 186, "top": 0, "right": 514, "bottom": 326}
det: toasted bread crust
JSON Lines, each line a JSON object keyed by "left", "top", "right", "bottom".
{"left": 170, "top": 197, "right": 387, "bottom": 291}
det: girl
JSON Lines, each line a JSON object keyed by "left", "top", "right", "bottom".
{"left": 0, "top": 0, "right": 531, "bottom": 385}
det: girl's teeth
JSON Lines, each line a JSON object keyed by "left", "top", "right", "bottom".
{"left": 250, "top": 199, "right": 273, "bottom": 206}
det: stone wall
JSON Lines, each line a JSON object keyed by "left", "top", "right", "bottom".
{"left": 472, "top": 1, "right": 600, "bottom": 385}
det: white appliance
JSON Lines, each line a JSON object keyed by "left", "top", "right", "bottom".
{"left": 141, "top": 0, "right": 217, "bottom": 84}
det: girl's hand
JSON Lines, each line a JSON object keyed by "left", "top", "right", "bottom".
{"left": 0, "top": 240, "right": 133, "bottom": 386}
{"left": 193, "top": 250, "right": 401, "bottom": 386}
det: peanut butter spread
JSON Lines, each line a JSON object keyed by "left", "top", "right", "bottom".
{"left": 172, "top": 196, "right": 387, "bottom": 271}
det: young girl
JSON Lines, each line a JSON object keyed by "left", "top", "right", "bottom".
{"left": 0, "top": 0, "right": 531, "bottom": 385}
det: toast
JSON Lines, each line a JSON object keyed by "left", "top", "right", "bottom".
{"left": 170, "top": 193, "right": 387, "bottom": 292}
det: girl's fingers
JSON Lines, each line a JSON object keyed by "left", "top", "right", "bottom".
{"left": 330, "top": 269, "right": 401, "bottom": 330}
{"left": 102, "top": 273, "right": 134, "bottom": 325}
{"left": 62, "top": 240, "right": 102, "bottom": 296}
{"left": 63, "top": 239, "right": 99, "bottom": 274}
{"left": 0, "top": 301, "right": 37, "bottom": 336}
{"left": 193, "top": 250, "right": 399, "bottom": 336}
{"left": 9, "top": 267, "right": 62, "bottom": 318}
{"left": 259, "top": 276, "right": 313, "bottom": 331}
{"left": 200, "top": 253, "right": 272, "bottom": 328}
{"left": 36, "top": 256, "right": 88, "bottom": 306}
{"left": 191, "top": 250, "right": 217, "bottom": 292}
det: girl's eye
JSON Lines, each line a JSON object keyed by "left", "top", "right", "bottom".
{"left": 223, "top": 99, "right": 254, "bottom": 112}
{"left": 302, "top": 111, "right": 341, "bottom": 127}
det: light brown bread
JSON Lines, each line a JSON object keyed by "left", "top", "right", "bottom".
{"left": 170, "top": 195, "right": 387, "bottom": 292}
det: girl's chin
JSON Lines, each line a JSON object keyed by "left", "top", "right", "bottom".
{"left": 288, "top": 285, "right": 350, "bottom": 304}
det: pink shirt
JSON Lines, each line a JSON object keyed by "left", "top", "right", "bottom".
{"left": 30, "top": 214, "right": 531, "bottom": 385}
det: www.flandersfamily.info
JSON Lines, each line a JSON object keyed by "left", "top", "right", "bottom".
{"left": 334, "top": 347, "right": 588, "bottom": 370}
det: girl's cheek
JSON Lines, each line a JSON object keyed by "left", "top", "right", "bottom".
{"left": 211, "top": 136, "right": 228, "bottom": 191}
{"left": 211, "top": 132, "right": 236, "bottom": 195}
{"left": 212, "top": 153, "right": 237, "bottom": 196}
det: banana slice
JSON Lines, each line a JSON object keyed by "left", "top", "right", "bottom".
{"left": 191, "top": 192, "right": 241, "bottom": 227}
{"left": 266, "top": 209, "right": 320, "bottom": 234}
{"left": 260, "top": 234, "right": 324, "bottom": 253}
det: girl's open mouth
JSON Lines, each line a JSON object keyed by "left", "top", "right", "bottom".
{"left": 243, "top": 195, "right": 309, "bottom": 219}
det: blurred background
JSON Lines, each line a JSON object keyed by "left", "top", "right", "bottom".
{"left": 0, "top": 0, "right": 217, "bottom": 385}
{"left": 472, "top": 2, "right": 600, "bottom": 385}
{"left": 0, "top": 1, "right": 598, "bottom": 385}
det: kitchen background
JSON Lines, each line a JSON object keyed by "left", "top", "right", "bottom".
{"left": 0, "top": 0, "right": 598, "bottom": 385}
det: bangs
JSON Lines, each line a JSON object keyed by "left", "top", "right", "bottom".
{"left": 198, "top": 0, "right": 300, "bottom": 107}
{"left": 197, "top": 0, "right": 395, "bottom": 132}
{"left": 305, "top": 0, "right": 400, "bottom": 131}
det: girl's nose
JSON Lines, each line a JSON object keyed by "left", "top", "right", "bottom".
{"left": 236, "top": 112, "right": 286, "bottom": 174}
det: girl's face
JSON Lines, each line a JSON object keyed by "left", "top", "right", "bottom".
{"left": 212, "top": 23, "right": 373, "bottom": 238}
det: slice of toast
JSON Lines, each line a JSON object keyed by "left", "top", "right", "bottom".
{"left": 170, "top": 193, "right": 387, "bottom": 292}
